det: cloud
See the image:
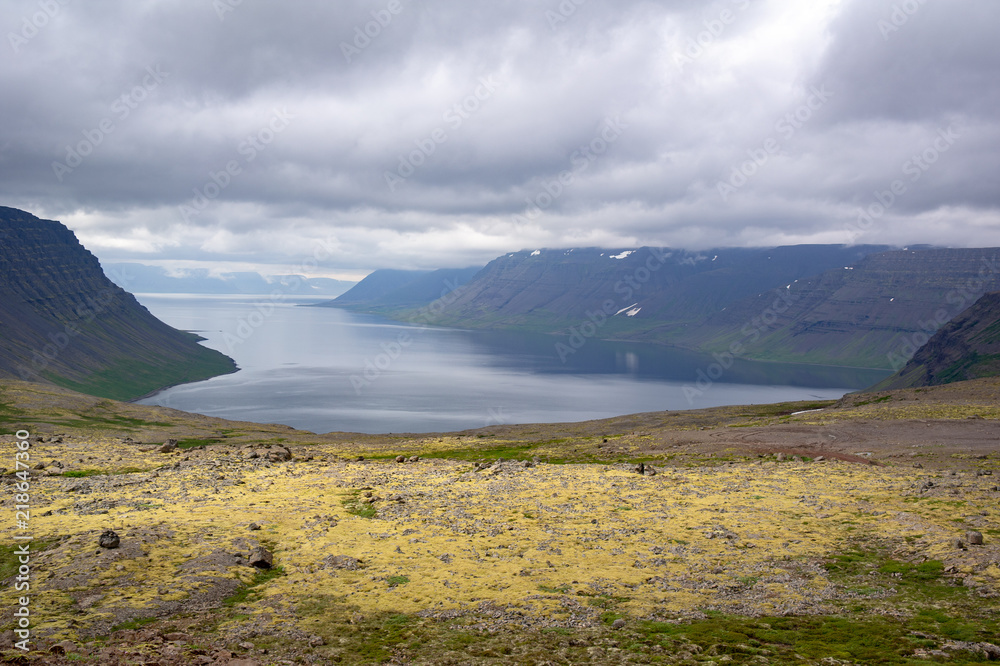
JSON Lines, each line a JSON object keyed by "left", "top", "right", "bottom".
{"left": 1, "top": 0, "right": 998, "bottom": 274}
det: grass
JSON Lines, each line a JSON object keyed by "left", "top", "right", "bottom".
{"left": 341, "top": 489, "right": 378, "bottom": 519}
{"left": 222, "top": 566, "right": 284, "bottom": 608}
{"left": 387, "top": 575, "right": 410, "bottom": 587}
{"left": 0, "top": 538, "right": 59, "bottom": 581}
{"left": 44, "top": 344, "right": 236, "bottom": 402}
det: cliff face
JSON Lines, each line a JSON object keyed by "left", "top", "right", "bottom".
{"left": 0, "top": 206, "right": 236, "bottom": 400}
{"left": 416, "top": 245, "right": 889, "bottom": 334}
{"left": 870, "top": 290, "right": 1000, "bottom": 390}
{"left": 689, "top": 248, "right": 1000, "bottom": 368}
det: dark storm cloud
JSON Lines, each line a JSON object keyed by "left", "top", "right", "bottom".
{"left": 1, "top": 0, "right": 997, "bottom": 274}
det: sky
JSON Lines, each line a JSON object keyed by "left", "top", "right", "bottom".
{"left": 2, "top": 0, "right": 998, "bottom": 279}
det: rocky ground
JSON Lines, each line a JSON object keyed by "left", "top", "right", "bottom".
{"left": 0, "top": 378, "right": 999, "bottom": 664}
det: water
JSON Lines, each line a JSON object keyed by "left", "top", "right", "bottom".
{"left": 135, "top": 294, "right": 891, "bottom": 434}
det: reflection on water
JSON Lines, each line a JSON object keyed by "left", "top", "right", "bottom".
{"left": 135, "top": 295, "right": 890, "bottom": 434}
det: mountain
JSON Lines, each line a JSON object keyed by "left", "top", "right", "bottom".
{"left": 340, "top": 245, "right": 1000, "bottom": 370}
{"left": 870, "top": 290, "right": 1000, "bottom": 390}
{"left": 102, "top": 262, "right": 354, "bottom": 297}
{"left": 687, "top": 248, "right": 1000, "bottom": 368}
{"left": 316, "top": 266, "right": 482, "bottom": 311}
{"left": 400, "top": 245, "right": 890, "bottom": 340}
{"left": 0, "top": 207, "right": 237, "bottom": 400}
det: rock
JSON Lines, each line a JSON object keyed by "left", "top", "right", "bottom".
{"left": 646, "top": 467, "right": 657, "bottom": 476}
{"left": 409, "top": 455, "right": 420, "bottom": 463}
{"left": 98, "top": 530, "right": 120, "bottom": 549}
{"left": 953, "top": 538, "right": 966, "bottom": 550}
{"left": 248, "top": 546, "right": 273, "bottom": 569}
{"left": 266, "top": 446, "right": 292, "bottom": 462}
{"left": 308, "top": 635, "right": 325, "bottom": 647}
{"left": 229, "top": 660, "right": 261, "bottom": 666}
{"left": 248, "top": 523, "right": 261, "bottom": 531}
{"left": 49, "top": 640, "right": 78, "bottom": 654}
{"left": 163, "top": 632, "right": 189, "bottom": 642}
{"left": 395, "top": 455, "right": 406, "bottom": 463}
{"left": 967, "top": 531, "right": 984, "bottom": 546}
{"left": 157, "top": 439, "right": 178, "bottom": 453}
{"left": 238, "top": 642, "right": 255, "bottom": 650}
{"left": 635, "top": 463, "right": 645, "bottom": 475}
{"left": 324, "top": 555, "right": 361, "bottom": 570}
{"left": 776, "top": 453, "right": 786, "bottom": 462}
{"left": 814, "top": 456, "right": 825, "bottom": 462}
{"left": 612, "top": 618, "right": 627, "bottom": 630}
{"left": 244, "top": 450, "right": 260, "bottom": 460}
{"left": 913, "top": 463, "right": 923, "bottom": 469}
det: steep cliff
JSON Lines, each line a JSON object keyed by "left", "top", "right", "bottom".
{"left": 687, "top": 248, "right": 1000, "bottom": 368}
{"left": 870, "top": 290, "right": 1000, "bottom": 390}
{"left": 410, "top": 245, "right": 889, "bottom": 337}
{"left": 0, "top": 206, "right": 236, "bottom": 400}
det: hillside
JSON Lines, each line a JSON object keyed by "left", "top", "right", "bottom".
{"left": 0, "top": 376, "right": 998, "bottom": 663}
{"left": 342, "top": 245, "right": 1000, "bottom": 370}
{"left": 871, "top": 290, "right": 1000, "bottom": 390}
{"left": 0, "top": 206, "right": 237, "bottom": 400}
{"left": 317, "top": 266, "right": 481, "bottom": 311}
{"left": 402, "top": 245, "right": 889, "bottom": 335}
{"left": 685, "top": 248, "right": 1000, "bottom": 369}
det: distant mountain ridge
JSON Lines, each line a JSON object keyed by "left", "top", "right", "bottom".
{"left": 871, "top": 290, "right": 1000, "bottom": 390}
{"left": 316, "top": 266, "right": 482, "bottom": 311}
{"left": 0, "top": 207, "right": 237, "bottom": 400}
{"left": 331, "top": 244, "right": 1000, "bottom": 371}
{"left": 103, "top": 262, "right": 353, "bottom": 297}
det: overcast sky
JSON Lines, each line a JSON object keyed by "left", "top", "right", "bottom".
{"left": 2, "top": 0, "right": 998, "bottom": 279}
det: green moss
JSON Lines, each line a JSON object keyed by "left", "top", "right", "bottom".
{"left": 223, "top": 566, "right": 284, "bottom": 608}
{"left": 44, "top": 345, "right": 236, "bottom": 402}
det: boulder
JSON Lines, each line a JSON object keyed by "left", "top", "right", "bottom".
{"left": 248, "top": 546, "right": 273, "bottom": 569}
{"left": 98, "top": 530, "right": 120, "bottom": 549}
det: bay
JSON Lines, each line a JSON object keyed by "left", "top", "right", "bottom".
{"left": 135, "top": 294, "right": 891, "bottom": 434}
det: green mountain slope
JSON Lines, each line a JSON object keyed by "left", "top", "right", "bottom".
{"left": 870, "top": 290, "right": 1000, "bottom": 390}
{"left": 0, "top": 206, "right": 237, "bottom": 400}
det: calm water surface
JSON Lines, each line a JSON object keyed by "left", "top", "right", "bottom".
{"left": 135, "top": 295, "right": 890, "bottom": 434}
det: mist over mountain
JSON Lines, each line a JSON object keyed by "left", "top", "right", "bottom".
{"left": 102, "top": 263, "right": 354, "bottom": 297}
